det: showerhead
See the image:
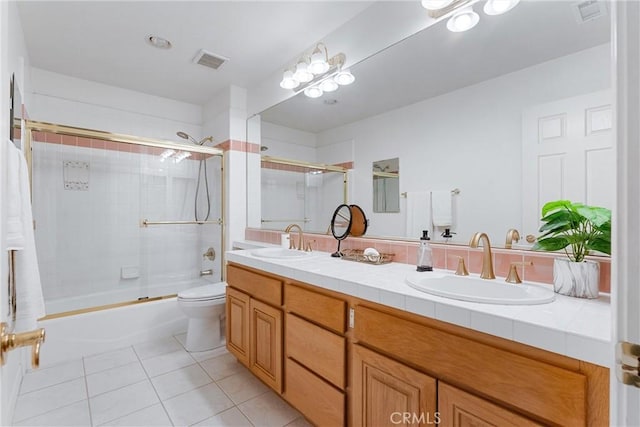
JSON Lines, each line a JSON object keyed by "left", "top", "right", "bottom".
{"left": 176, "top": 131, "right": 197, "bottom": 144}
{"left": 176, "top": 131, "right": 214, "bottom": 146}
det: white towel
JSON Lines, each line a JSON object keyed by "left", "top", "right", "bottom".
{"left": 405, "top": 191, "right": 432, "bottom": 239}
{"left": 431, "top": 190, "right": 453, "bottom": 227}
{"left": 6, "top": 142, "right": 46, "bottom": 331}
{"left": 6, "top": 142, "right": 24, "bottom": 250}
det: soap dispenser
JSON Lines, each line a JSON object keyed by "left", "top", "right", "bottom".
{"left": 416, "top": 230, "right": 433, "bottom": 272}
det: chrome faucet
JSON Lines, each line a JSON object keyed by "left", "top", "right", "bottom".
{"left": 284, "top": 223, "right": 305, "bottom": 251}
{"left": 469, "top": 232, "right": 495, "bottom": 279}
{"left": 504, "top": 228, "right": 520, "bottom": 249}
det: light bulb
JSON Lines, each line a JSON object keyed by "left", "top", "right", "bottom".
{"left": 319, "top": 79, "right": 339, "bottom": 92}
{"left": 293, "top": 60, "right": 313, "bottom": 83}
{"left": 279, "top": 70, "right": 299, "bottom": 89}
{"left": 309, "top": 49, "right": 330, "bottom": 75}
{"left": 421, "top": 0, "right": 455, "bottom": 10}
{"left": 334, "top": 70, "right": 355, "bottom": 85}
{"left": 446, "top": 7, "right": 479, "bottom": 32}
{"left": 483, "top": 0, "right": 520, "bottom": 15}
{"left": 304, "top": 86, "right": 323, "bottom": 98}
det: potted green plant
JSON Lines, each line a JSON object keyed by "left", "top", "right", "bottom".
{"left": 532, "top": 200, "right": 611, "bottom": 298}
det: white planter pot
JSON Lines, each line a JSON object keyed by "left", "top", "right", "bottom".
{"left": 552, "top": 259, "right": 600, "bottom": 299}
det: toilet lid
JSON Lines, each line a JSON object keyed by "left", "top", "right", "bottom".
{"left": 178, "top": 282, "right": 226, "bottom": 301}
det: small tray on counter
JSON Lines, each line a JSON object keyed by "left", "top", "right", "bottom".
{"left": 341, "top": 249, "right": 394, "bottom": 265}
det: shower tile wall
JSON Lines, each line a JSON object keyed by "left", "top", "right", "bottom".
{"left": 32, "top": 138, "right": 222, "bottom": 314}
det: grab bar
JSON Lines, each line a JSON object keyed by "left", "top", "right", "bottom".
{"left": 261, "top": 218, "right": 310, "bottom": 223}
{"left": 141, "top": 219, "right": 222, "bottom": 227}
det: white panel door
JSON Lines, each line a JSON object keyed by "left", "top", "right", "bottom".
{"left": 522, "top": 91, "right": 614, "bottom": 238}
{"left": 614, "top": 2, "right": 640, "bottom": 426}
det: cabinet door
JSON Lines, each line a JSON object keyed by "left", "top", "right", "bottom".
{"left": 226, "top": 287, "right": 250, "bottom": 366}
{"left": 351, "top": 344, "right": 437, "bottom": 427}
{"left": 250, "top": 298, "right": 283, "bottom": 393}
{"left": 438, "top": 383, "right": 542, "bottom": 427}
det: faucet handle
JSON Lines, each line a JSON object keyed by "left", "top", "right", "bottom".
{"left": 454, "top": 257, "right": 469, "bottom": 276}
{"left": 305, "top": 240, "right": 316, "bottom": 252}
{"left": 505, "top": 261, "right": 533, "bottom": 284}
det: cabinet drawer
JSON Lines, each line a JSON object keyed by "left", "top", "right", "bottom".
{"left": 286, "top": 313, "right": 345, "bottom": 389}
{"left": 285, "top": 358, "right": 344, "bottom": 427}
{"left": 353, "top": 305, "right": 586, "bottom": 427}
{"left": 438, "top": 382, "right": 542, "bottom": 427}
{"left": 227, "top": 264, "right": 282, "bottom": 306}
{"left": 285, "top": 284, "right": 346, "bottom": 334}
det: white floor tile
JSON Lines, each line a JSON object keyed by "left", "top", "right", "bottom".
{"left": 151, "top": 363, "right": 212, "bottom": 400}
{"left": 20, "top": 359, "right": 85, "bottom": 394}
{"left": 13, "top": 400, "right": 91, "bottom": 427}
{"left": 188, "top": 345, "right": 229, "bottom": 363}
{"left": 162, "top": 383, "right": 234, "bottom": 426}
{"left": 99, "top": 403, "right": 172, "bottom": 426}
{"left": 192, "top": 406, "right": 253, "bottom": 426}
{"left": 141, "top": 349, "right": 195, "bottom": 377}
{"left": 285, "top": 417, "right": 314, "bottom": 427}
{"left": 238, "top": 392, "right": 301, "bottom": 427}
{"left": 134, "top": 336, "right": 183, "bottom": 360}
{"left": 86, "top": 361, "right": 148, "bottom": 397}
{"left": 174, "top": 332, "right": 187, "bottom": 347}
{"left": 84, "top": 346, "right": 139, "bottom": 375}
{"left": 216, "top": 369, "right": 269, "bottom": 405}
{"left": 198, "top": 353, "right": 244, "bottom": 381}
{"left": 13, "top": 378, "right": 87, "bottom": 422}
{"left": 89, "top": 380, "right": 160, "bottom": 425}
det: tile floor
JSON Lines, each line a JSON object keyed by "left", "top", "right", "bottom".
{"left": 12, "top": 334, "right": 312, "bottom": 426}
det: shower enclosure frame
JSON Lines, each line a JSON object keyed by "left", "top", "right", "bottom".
{"left": 21, "top": 119, "right": 226, "bottom": 319}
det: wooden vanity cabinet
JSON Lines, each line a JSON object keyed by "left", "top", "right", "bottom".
{"left": 352, "top": 304, "right": 606, "bottom": 427}
{"left": 226, "top": 264, "right": 283, "bottom": 393}
{"left": 351, "top": 344, "right": 437, "bottom": 427}
{"left": 226, "top": 262, "right": 609, "bottom": 427}
{"left": 225, "top": 287, "right": 250, "bottom": 366}
{"left": 438, "top": 382, "right": 543, "bottom": 427}
{"left": 283, "top": 283, "right": 347, "bottom": 426}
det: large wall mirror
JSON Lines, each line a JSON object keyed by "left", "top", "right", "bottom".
{"left": 246, "top": 2, "right": 613, "bottom": 247}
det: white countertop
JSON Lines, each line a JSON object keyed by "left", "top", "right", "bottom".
{"left": 226, "top": 245, "right": 612, "bottom": 368}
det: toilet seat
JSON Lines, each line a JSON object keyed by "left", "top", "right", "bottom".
{"left": 178, "top": 282, "right": 226, "bottom": 302}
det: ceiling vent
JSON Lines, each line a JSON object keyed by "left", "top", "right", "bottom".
{"left": 193, "top": 49, "right": 228, "bottom": 70}
{"left": 572, "top": 0, "right": 608, "bottom": 23}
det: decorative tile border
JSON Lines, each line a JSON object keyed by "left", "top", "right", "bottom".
{"left": 244, "top": 227, "right": 611, "bottom": 293}
{"left": 29, "top": 130, "right": 216, "bottom": 160}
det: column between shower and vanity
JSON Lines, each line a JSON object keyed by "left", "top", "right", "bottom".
{"left": 223, "top": 243, "right": 610, "bottom": 427}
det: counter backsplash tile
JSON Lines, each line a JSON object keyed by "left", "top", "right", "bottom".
{"left": 244, "top": 228, "right": 611, "bottom": 293}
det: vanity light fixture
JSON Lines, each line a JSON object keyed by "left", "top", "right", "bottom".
{"left": 421, "top": 0, "right": 456, "bottom": 10}
{"left": 483, "top": 0, "right": 520, "bottom": 15}
{"left": 279, "top": 43, "right": 354, "bottom": 98}
{"left": 422, "top": 0, "right": 520, "bottom": 33}
{"left": 304, "top": 86, "right": 324, "bottom": 99}
{"left": 446, "top": 6, "right": 480, "bottom": 32}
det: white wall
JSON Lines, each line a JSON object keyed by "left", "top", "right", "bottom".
{"left": 30, "top": 68, "right": 202, "bottom": 142}
{"left": 316, "top": 44, "right": 612, "bottom": 241}
{"left": 261, "top": 121, "right": 317, "bottom": 160}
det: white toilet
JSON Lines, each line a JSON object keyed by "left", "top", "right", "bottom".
{"left": 177, "top": 282, "right": 227, "bottom": 352}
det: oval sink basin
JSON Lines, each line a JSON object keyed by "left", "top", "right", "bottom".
{"left": 405, "top": 272, "right": 555, "bottom": 305}
{"left": 250, "top": 247, "right": 313, "bottom": 260}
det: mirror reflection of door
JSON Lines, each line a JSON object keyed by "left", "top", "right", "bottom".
{"left": 372, "top": 158, "right": 399, "bottom": 213}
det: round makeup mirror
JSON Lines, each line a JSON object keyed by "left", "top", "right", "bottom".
{"left": 349, "top": 204, "right": 368, "bottom": 237}
{"left": 330, "top": 204, "right": 352, "bottom": 257}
